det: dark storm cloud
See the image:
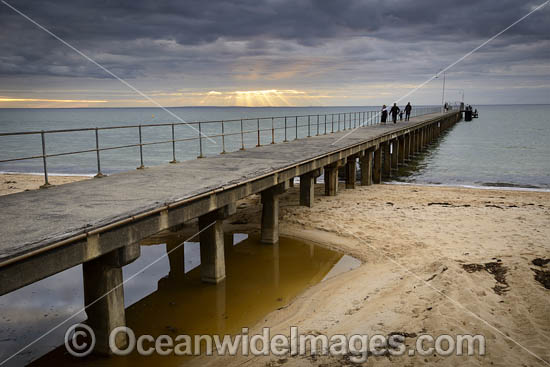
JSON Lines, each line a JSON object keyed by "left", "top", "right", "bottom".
{"left": 0, "top": 0, "right": 549, "bottom": 92}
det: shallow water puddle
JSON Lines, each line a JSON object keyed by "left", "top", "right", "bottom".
{"left": 0, "top": 232, "right": 359, "bottom": 366}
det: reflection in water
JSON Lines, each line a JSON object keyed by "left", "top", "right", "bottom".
{"left": 0, "top": 232, "right": 358, "bottom": 366}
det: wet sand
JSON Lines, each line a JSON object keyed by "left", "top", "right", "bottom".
{"left": 197, "top": 183, "right": 550, "bottom": 366}
{"left": 0, "top": 173, "right": 89, "bottom": 196}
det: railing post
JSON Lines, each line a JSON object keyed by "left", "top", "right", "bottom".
{"left": 271, "top": 117, "right": 275, "bottom": 144}
{"left": 307, "top": 115, "right": 311, "bottom": 137}
{"left": 284, "top": 117, "right": 288, "bottom": 142}
{"left": 344, "top": 113, "right": 347, "bottom": 130}
{"left": 257, "top": 118, "right": 261, "bottom": 147}
{"left": 338, "top": 113, "right": 341, "bottom": 131}
{"left": 94, "top": 128, "right": 105, "bottom": 177}
{"left": 197, "top": 122, "right": 204, "bottom": 158}
{"left": 170, "top": 123, "right": 178, "bottom": 163}
{"left": 331, "top": 114, "right": 334, "bottom": 133}
{"left": 137, "top": 125, "right": 145, "bottom": 169}
{"left": 221, "top": 120, "right": 226, "bottom": 154}
{"left": 39, "top": 131, "right": 51, "bottom": 188}
{"left": 295, "top": 116, "right": 298, "bottom": 140}
{"left": 240, "top": 119, "right": 245, "bottom": 150}
{"left": 324, "top": 114, "right": 327, "bottom": 134}
{"left": 316, "top": 115, "right": 320, "bottom": 136}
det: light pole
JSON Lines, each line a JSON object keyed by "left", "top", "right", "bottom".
{"left": 435, "top": 69, "right": 446, "bottom": 112}
{"left": 441, "top": 71, "right": 446, "bottom": 109}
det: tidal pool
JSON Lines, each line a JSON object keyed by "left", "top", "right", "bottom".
{"left": 0, "top": 231, "right": 360, "bottom": 366}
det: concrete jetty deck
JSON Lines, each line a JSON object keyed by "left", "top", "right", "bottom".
{"left": 0, "top": 110, "right": 461, "bottom": 352}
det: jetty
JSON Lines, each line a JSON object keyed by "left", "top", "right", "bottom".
{"left": 0, "top": 109, "right": 462, "bottom": 352}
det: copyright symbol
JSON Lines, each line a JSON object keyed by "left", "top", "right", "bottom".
{"left": 64, "top": 323, "right": 95, "bottom": 357}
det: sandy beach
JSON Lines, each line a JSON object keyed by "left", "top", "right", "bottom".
{"left": 0, "top": 173, "right": 89, "bottom": 196}
{"left": 192, "top": 183, "right": 550, "bottom": 366}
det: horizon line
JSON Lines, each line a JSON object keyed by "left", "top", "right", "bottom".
{"left": 0, "top": 103, "right": 549, "bottom": 110}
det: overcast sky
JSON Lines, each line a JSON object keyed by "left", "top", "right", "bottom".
{"left": 0, "top": 0, "right": 549, "bottom": 107}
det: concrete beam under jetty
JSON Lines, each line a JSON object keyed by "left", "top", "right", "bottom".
{"left": 261, "top": 182, "right": 289, "bottom": 244}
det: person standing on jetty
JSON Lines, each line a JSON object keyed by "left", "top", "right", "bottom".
{"left": 405, "top": 102, "right": 412, "bottom": 121}
{"left": 390, "top": 103, "right": 400, "bottom": 124}
{"left": 381, "top": 105, "right": 388, "bottom": 124}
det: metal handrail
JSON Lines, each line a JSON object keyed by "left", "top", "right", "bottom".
{"left": 0, "top": 107, "right": 441, "bottom": 187}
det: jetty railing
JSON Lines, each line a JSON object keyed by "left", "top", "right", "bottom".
{"left": 0, "top": 107, "right": 441, "bottom": 187}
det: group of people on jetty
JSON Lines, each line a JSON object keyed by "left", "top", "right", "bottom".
{"left": 380, "top": 102, "right": 412, "bottom": 124}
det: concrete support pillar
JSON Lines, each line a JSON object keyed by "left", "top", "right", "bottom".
{"left": 324, "top": 162, "right": 339, "bottom": 196}
{"left": 299, "top": 171, "right": 315, "bottom": 207}
{"left": 391, "top": 140, "right": 399, "bottom": 169}
{"left": 83, "top": 243, "right": 140, "bottom": 354}
{"left": 427, "top": 126, "right": 431, "bottom": 143}
{"left": 426, "top": 127, "right": 430, "bottom": 145}
{"left": 382, "top": 142, "right": 391, "bottom": 177}
{"left": 373, "top": 147, "right": 382, "bottom": 184}
{"left": 360, "top": 149, "right": 373, "bottom": 186}
{"left": 398, "top": 137, "right": 405, "bottom": 164}
{"left": 199, "top": 208, "right": 229, "bottom": 283}
{"left": 404, "top": 134, "right": 410, "bottom": 160}
{"left": 261, "top": 182, "right": 288, "bottom": 244}
{"left": 345, "top": 156, "right": 357, "bottom": 189}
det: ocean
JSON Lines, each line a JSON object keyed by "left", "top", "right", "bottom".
{"left": 0, "top": 105, "right": 549, "bottom": 189}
